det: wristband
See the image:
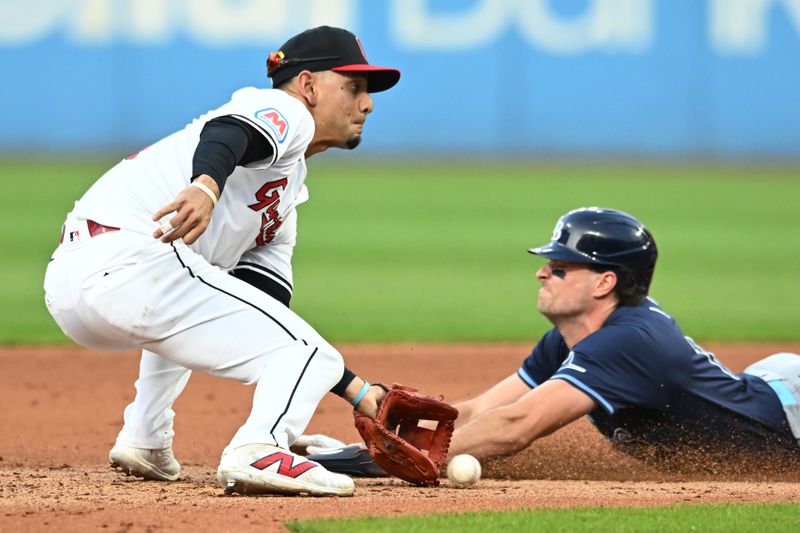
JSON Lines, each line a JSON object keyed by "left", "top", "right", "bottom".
{"left": 190, "top": 181, "right": 218, "bottom": 207}
{"left": 350, "top": 381, "right": 370, "bottom": 407}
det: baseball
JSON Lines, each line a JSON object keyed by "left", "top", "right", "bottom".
{"left": 446, "top": 454, "right": 481, "bottom": 487}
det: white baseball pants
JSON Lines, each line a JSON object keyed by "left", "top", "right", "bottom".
{"left": 744, "top": 352, "right": 800, "bottom": 444}
{"left": 44, "top": 215, "right": 344, "bottom": 452}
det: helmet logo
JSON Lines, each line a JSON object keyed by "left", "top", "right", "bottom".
{"left": 551, "top": 219, "right": 565, "bottom": 242}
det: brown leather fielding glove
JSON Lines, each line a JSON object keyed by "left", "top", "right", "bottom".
{"left": 354, "top": 384, "right": 458, "bottom": 486}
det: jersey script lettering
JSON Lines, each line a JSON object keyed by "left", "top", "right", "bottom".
{"left": 248, "top": 178, "right": 288, "bottom": 246}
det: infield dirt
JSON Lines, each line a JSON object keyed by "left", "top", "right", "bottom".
{"left": 2, "top": 343, "right": 800, "bottom": 532}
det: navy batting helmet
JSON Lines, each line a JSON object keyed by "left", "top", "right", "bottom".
{"left": 528, "top": 207, "right": 658, "bottom": 296}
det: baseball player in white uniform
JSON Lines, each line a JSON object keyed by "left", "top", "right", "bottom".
{"left": 43, "top": 26, "right": 400, "bottom": 497}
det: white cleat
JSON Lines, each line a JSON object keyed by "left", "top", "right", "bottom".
{"left": 216, "top": 444, "right": 354, "bottom": 497}
{"left": 109, "top": 442, "right": 180, "bottom": 481}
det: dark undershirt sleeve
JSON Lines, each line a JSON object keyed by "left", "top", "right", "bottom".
{"left": 191, "top": 115, "right": 274, "bottom": 192}
{"left": 330, "top": 368, "right": 357, "bottom": 398}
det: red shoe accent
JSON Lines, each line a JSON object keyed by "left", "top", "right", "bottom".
{"left": 250, "top": 452, "right": 318, "bottom": 478}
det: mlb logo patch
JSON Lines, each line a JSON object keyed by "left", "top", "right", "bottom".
{"left": 255, "top": 108, "right": 289, "bottom": 144}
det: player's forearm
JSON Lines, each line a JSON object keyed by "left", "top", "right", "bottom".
{"left": 448, "top": 405, "right": 536, "bottom": 461}
{"left": 453, "top": 373, "right": 530, "bottom": 429}
{"left": 452, "top": 399, "right": 478, "bottom": 428}
{"left": 451, "top": 380, "right": 597, "bottom": 461}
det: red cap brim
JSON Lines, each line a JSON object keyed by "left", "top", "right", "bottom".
{"left": 331, "top": 64, "right": 400, "bottom": 93}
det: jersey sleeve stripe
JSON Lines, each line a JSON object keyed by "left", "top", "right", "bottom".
{"left": 232, "top": 262, "right": 293, "bottom": 292}
{"left": 517, "top": 368, "right": 538, "bottom": 388}
{"left": 551, "top": 373, "right": 616, "bottom": 414}
{"left": 229, "top": 114, "right": 279, "bottom": 166}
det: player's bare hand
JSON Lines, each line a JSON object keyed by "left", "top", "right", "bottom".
{"left": 354, "top": 385, "right": 387, "bottom": 418}
{"left": 152, "top": 175, "right": 220, "bottom": 245}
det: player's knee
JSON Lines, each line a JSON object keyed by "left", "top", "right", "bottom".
{"left": 309, "top": 344, "right": 345, "bottom": 389}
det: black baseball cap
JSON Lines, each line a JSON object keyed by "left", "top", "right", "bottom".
{"left": 267, "top": 26, "right": 400, "bottom": 93}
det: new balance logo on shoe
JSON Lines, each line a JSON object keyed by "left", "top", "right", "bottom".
{"left": 217, "top": 444, "right": 355, "bottom": 496}
{"left": 251, "top": 452, "right": 318, "bottom": 478}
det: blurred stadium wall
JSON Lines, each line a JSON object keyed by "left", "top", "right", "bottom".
{"left": 0, "top": 0, "right": 798, "bottom": 158}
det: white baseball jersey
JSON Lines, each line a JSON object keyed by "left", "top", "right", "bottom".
{"left": 46, "top": 87, "right": 346, "bottom": 453}
{"left": 73, "top": 87, "right": 314, "bottom": 295}
{"left": 45, "top": 25, "right": 398, "bottom": 480}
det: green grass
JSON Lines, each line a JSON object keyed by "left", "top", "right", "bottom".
{"left": 1, "top": 157, "right": 117, "bottom": 343}
{"left": 287, "top": 502, "right": 800, "bottom": 532}
{"left": 2, "top": 158, "right": 799, "bottom": 344}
